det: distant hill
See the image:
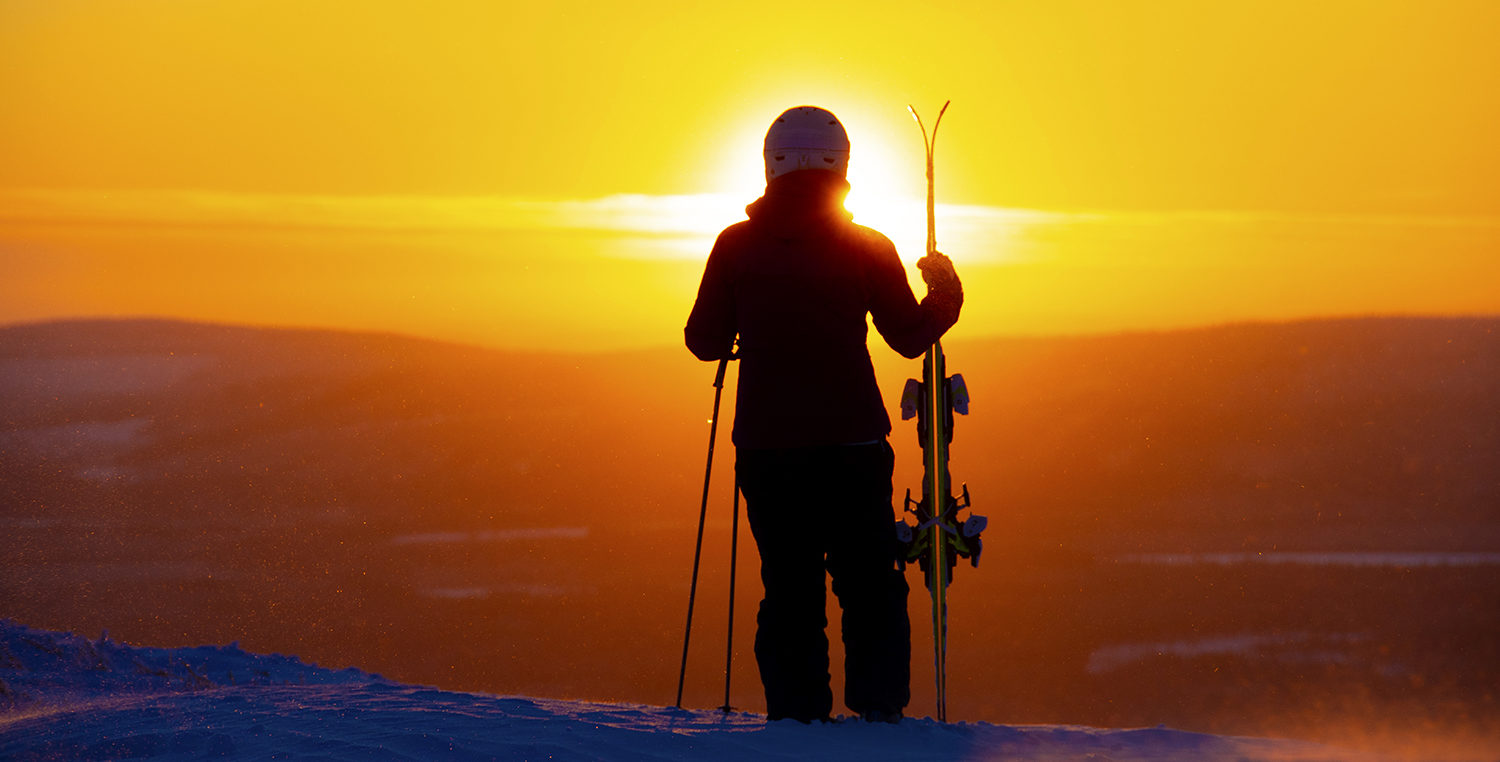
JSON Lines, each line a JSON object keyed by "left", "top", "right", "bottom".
{"left": 2, "top": 315, "right": 1496, "bottom": 747}
{"left": 931, "top": 316, "right": 1500, "bottom": 552}
{"left": 4, "top": 315, "right": 1493, "bottom": 540}
{"left": 0, "top": 318, "right": 657, "bottom": 532}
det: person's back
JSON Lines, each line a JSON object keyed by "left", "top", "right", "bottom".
{"left": 684, "top": 105, "right": 962, "bottom": 723}
{"left": 686, "top": 169, "right": 955, "bottom": 449}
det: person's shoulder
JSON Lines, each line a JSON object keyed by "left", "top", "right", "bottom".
{"left": 845, "top": 221, "right": 898, "bottom": 255}
{"left": 714, "top": 218, "right": 756, "bottom": 244}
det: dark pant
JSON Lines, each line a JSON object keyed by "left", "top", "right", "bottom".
{"left": 736, "top": 441, "right": 911, "bottom": 721}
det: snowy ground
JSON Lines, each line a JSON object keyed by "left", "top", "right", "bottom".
{"left": 0, "top": 620, "right": 1388, "bottom": 761}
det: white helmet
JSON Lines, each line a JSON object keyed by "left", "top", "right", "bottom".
{"left": 763, "top": 106, "right": 850, "bottom": 182}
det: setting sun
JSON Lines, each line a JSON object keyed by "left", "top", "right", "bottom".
{"left": 714, "top": 103, "right": 930, "bottom": 263}
{"left": 2, "top": 0, "right": 1497, "bottom": 352}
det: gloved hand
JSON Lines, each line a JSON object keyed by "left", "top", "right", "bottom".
{"left": 917, "top": 251, "right": 959, "bottom": 291}
{"left": 917, "top": 251, "right": 963, "bottom": 323}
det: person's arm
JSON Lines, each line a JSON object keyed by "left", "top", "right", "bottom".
{"left": 868, "top": 239, "right": 963, "bottom": 359}
{"left": 917, "top": 250, "right": 963, "bottom": 330}
{"left": 684, "top": 229, "right": 738, "bottom": 361}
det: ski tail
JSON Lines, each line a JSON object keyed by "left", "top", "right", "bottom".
{"left": 927, "top": 344, "right": 950, "bottom": 722}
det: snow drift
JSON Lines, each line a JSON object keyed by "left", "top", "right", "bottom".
{"left": 0, "top": 620, "right": 1375, "bottom": 761}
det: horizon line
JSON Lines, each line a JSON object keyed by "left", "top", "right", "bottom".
{"left": 6, "top": 311, "right": 1496, "bottom": 358}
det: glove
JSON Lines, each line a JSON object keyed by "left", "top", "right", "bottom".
{"left": 919, "top": 251, "right": 962, "bottom": 294}
{"left": 917, "top": 251, "right": 963, "bottom": 322}
{"left": 918, "top": 251, "right": 958, "bottom": 288}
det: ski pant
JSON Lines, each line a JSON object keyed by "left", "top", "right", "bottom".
{"left": 736, "top": 440, "right": 911, "bottom": 721}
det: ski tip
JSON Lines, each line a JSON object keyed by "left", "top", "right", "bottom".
{"left": 933, "top": 101, "right": 951, "bottom": 131}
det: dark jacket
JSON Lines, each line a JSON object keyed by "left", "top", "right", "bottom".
{"left": 684, "top": 170, "right": 961, "bottom": 449}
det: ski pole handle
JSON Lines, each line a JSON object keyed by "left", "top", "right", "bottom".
{"left": 713, "top": 355, "right": 728, "bottom": 390}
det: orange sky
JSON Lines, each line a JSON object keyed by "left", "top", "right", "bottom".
{"left": 2, "top": 0, "right": 1498, "bottom": 350}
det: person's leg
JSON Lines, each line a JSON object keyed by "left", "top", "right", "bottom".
{"left": 737, "top": 447, "right": 834, "bottom": 722}
{"left": 826, "top": 441, "right": 910, "bottom": 719}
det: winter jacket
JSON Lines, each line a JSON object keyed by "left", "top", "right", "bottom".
{"left": 684, "top": 170, "right": 962, "bottom": 449}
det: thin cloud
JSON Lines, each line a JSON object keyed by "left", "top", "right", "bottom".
{"left": 7, "top": 188, "right": 1485, "bottom": 267}
{"left": 0, "top": 188, "right": 740, "bottom": 236}
{"left": 0, "top": 188, "right": 1053, "bottom": 262}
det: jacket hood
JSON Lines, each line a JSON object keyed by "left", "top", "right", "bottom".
{"left": 745, "top": 170, "right": 852, "bottom": 236}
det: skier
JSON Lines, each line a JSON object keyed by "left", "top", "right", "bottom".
{"left": 684, "top": 105, "right": 963, "bottom": 724}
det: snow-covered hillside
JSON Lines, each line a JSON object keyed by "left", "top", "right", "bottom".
{"left": 0, "top": 620, "right": 1376, "bottom": 761}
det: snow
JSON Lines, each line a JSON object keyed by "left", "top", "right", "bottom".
{"left": 1115, "top": 552, "right": 1500, "bottom": 568}
{"left": 0, "top": 355, "right": 212, "bottom": 401}
{"left": 1086, "top": 632, "right": 1365, "bottom": 675}
{"left": 0, "top": 620, "right": 1380, "bottom": 761}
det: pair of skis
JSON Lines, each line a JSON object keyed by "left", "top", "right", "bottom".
{"left": 897, "top": 102, "right": 987, "bottom": 723}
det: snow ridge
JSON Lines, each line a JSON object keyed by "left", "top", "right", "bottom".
{"left": 0, "top": 620, "right": 1375, "bottom": 761}
{"left": 0, "top": 619, "right": 384, "bottom": 711}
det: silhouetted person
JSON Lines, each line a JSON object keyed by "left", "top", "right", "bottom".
{"left": 685, "top": 106, "right": 963, "bottom": 723}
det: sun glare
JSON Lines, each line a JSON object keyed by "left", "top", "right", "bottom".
{"left": 715, "top": 114, "right": 928, "bottom": 263}
{"left": 845, "top": 146, "right": 926, "bottom": 262}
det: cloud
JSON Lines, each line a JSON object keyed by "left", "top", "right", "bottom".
{"left": 0, "top": 188, "right": 1064, "bottom": 263}
{"left": 7, "top": 188, "right": 1488, "bottom": 268}
{"left": 0, "top": 188, "right": 733, "bottom": 236}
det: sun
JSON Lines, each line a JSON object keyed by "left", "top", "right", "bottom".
{"left": 714, "top": 116, "right": 928, "bottom": 263}
{"left": 844, "top": 141, "right": 926, "bottom": 262}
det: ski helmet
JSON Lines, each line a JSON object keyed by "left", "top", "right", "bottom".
{"left": 763, "top": 106, "right": 850, "bottom": 182}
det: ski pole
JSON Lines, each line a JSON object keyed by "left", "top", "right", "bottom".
{"left": 676, "top": 354, "right": 730, "bottom": 708}
{"left": 720, "top": 477, "right": 740, "bottom": 714}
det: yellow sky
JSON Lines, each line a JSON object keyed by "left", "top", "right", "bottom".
{"left": 2, "top": 0, "right": 1498, "bottom": 350}
{"left": 5, "top": 0, "right": 1497, "bottom": 209}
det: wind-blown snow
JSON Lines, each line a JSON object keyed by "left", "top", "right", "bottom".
{"left": 0, "top": 620, "right": 1378, "bottom": 761}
